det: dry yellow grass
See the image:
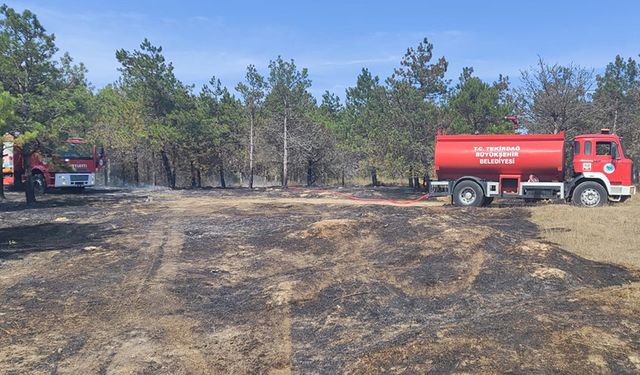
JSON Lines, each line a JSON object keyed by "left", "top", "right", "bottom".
{"left": 529, "top": 192, "right": 640, "bottom": 270}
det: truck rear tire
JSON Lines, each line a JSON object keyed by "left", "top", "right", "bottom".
{"left": 572, "top": 181, "right": 607, "bottom": 207}
{"left": 453, "top": 180, "right": 484, "bottom": 207}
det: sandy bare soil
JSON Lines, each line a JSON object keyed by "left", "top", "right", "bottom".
{"left": 1, "top": 187, "right": 639, "bottom": 374}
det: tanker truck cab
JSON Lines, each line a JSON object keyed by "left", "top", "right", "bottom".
{"left": 569, "top": 129, "right": 635, "bottom": 206}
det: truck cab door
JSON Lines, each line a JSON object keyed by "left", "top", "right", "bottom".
{"left": 594, "top": 141, "right": 626, "bottom": 185}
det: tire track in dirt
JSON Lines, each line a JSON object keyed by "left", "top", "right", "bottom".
{"left": 175, "top": 211, "right": 299, "bottom": 373}
{"left": 101, "top": 205, "right": 210, "bottom": 375}
{"left": 265, "top": 280, "right": 295, "bottom": 375}
{"left": 43, "top": 199, "right": 211, "bottom": 374}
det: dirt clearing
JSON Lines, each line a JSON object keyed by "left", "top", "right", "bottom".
{"left": 1, "top": 188, "right": 639, "bottom": 374}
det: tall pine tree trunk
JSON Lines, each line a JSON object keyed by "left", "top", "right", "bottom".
{"left": 170, "top": 146, "right": 177, "bottom": 188}
{"left": 612, "top": 102, "right": 618, "bottom": 134}
{"left": 306, "top": 159, "right": 313, "bottom": 187}
{"left": 423, "top": 173, "right": 430, "bottom": 191}
{"left": 144, "top": 157, "right": 150, "bottom": 185}
{"left": 408, "top": 166, "right": 414, "bottom": 188}
{"left": 160, "top": 148, "right": 175, "bottom": 189}
{"left": 121, "top": 163, "right": 126, "bottom": 187}
{"left": 23, "top": 144, "right": 36, "bottom": 204}
{"left": 249, "top": 112, "right": 255, "bottom": 189}
{"left": 196, "top": 168, "right": 201, "bottom": 188}
{"left": 133, "top": 154, "right": 140, "bottom": 186}
{"left": 104, "top": 158, "right": 111, "bottom": 187}
{"left": 0, "top": 141, "right": 5, "bottom": 200}
{"left": 219, "top": 163, "right": 226, "bottom": 188}
{"left": 150, "top": 151, "right": 156, "bottom": 186}
{"left": 190, "top": 160, "right": 196, "bottom": 188}
{"left": 371, "top": 167, "right": 378, "bottom": 187}
{"left": 282, "top": 112, "right": 288, "bottom": 187}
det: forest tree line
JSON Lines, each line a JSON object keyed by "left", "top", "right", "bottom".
{"left": 1, "top": 4, "right": 639, "bottom": 203}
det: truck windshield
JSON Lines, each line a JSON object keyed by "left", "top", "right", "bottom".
{"left": 55, "top": 143, "right": 93, "bottom": 160}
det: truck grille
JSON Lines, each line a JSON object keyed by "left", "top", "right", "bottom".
{"left": 70, "top": 174, "right": 89, "bottom": 182}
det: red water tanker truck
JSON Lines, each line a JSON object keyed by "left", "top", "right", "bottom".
{"left": 430, "top": 129, "right": 636, "bottom": 207}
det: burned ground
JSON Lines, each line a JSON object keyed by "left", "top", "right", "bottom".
{"left": 0, "top": 188, "right": 639, "bottom": 374}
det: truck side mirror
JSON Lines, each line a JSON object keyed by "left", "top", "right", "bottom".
{"left": 611, "top": 142, "right": 619, "bottom": 160}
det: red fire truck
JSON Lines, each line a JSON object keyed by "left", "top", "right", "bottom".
{"left": 2, "top": 137, "right": 100, "bottom": 192}
{"left": 430, "top": 129, "right": 636, "bottom": 207}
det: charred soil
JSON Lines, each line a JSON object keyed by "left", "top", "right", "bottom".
{"left": 0, "top": 187, "right": 639, "bottom": 374}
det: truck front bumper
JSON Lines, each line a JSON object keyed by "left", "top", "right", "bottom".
{"left": 610, "top": 184, "right": 636, "bottom": 196}
{"left": 54, "top": 173, "right": 95, "bottom": 188}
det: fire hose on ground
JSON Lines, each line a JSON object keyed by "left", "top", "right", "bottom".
{"left": 288, "top": 187, "right": 432, "bottom": 205}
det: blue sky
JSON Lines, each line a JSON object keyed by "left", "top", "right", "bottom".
{"left": 8, "top": 1, "right": 640, "bottom": 99}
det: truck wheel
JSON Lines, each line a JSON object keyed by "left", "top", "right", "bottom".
{"left": 572, "top": 181, "right": 607, "bottom": 207}
{"left": 453, "top": 181, "right": 484, "bottom": 207}
{"left": 32, "top": 173, "right": 46, "bottom": 195}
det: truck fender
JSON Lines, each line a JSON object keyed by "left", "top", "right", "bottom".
{"left": 452, "top": 176, "right": 487, "bottom": 197}
{"left": 568, "top": 173, "right": 611, "bottom": 197}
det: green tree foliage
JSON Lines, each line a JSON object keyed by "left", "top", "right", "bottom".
{"left": 393, "top": 37, "right": 448, "bottom": 100}
{"left": 319, "top": 91, "right": 341, "bottom": 119}
{"left": 200, "top": 77, "right": 245, "bottom": 188}
{"left": 344, "top": 68, "right": 387, "bottom": 186}
{"left": 315, "top": 91, "right": 347, "bottom": 185}
{"left": 236, "top": 65, "right": 266, "bottom": 189}
{"left": 287, "top": 92, "right": 341, "bottom": 187}
{"left": 385, "top": 37, "right": 448, "bottom": 187}
{"left": 319, "top": 91, "right": 352, "bottom": 185}
{"left": 265, "top": 56, "right": 312, "bottom": 187}
{"left": 0, "top": 4, "right": 91, "bottom": 202}
{"left": 592, "top": 56, "right": 640, "bottom": 163}
{"left": 447, "top": 67, "right": 513, "bottom": 134}
{"left": 91, "top": 84, "right": 147, "bottom": 186}
{"left": 115, "top": 39, "right": 190, "bottom": 188}
{"left": 0, "top": 87, "right": 12, "bottom": 134}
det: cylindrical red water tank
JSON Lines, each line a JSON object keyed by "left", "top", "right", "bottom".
{"left": 434, "top": 133, "right": 566, "bottom": 182}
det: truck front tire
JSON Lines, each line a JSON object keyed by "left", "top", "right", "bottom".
{"left": 32, "top": 173, "right": 46, "bottom": 195}
{"left": 572, "top": 181, "right": 607, "bottom": 207}
{"left": 453, "top": 181, "right": 484, "bottom": 207}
